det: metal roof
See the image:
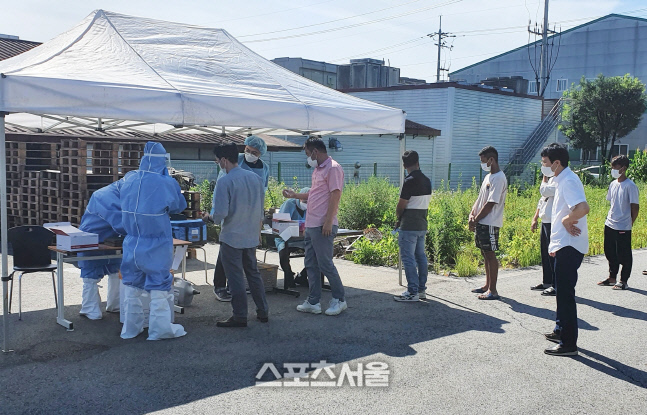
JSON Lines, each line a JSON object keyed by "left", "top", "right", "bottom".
{"left": 0, "top": 37, "right": 41, "bottom": 61}
{"left": 4, "top": 124, "right": 301, "bottom": 152}
{"left": 450, "top": 14, "right": 647, "bottom": 76}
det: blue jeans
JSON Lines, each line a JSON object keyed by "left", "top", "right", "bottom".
{"left": 305, "top": 226, "right": 344, "bottom": 305}
{"left": 398, "top": 230, "right": 428, "bottom": 295}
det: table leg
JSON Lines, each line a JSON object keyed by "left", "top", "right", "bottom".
{"left": 182, "top": 252, "right": 187, "bottom": 280}
{"left": 56, "top": 252, "right": 73, "bottom": 330}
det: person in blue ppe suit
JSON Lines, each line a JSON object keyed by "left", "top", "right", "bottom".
{"left": 119, "top": 142, "right": 187, "bottom": 340}
{"left": 77, "top": 178, "right": 129, "bottom": 320}
{"left": 212, "top": 135, "right": 270, "bottom": 301}
{"left": 275, "top": 188, "right": 309, "bottom": 288}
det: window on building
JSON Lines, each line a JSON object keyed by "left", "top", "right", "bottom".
{"left": 528, "top": 81, "right": 538, "bottom": 94}
{"left": 581, "top": 147, "right": 600, "bottom": 162}
{"left": 556, "top": 79, "right": 568, "bottom": 92}
{"left": 611, "top": 144, "right": 629, "bottom": 157}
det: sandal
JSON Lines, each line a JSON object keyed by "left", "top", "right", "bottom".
{"left": 612, "top": 282, "right": 628, "bottom": 290}
{"left": 471, "top": 287, "right": 487, "bottom": 293}
{"left": 597, "top": 278, "right": 616, "bottom": 286}
{"left": 477, "top": 292, "right": 500, "bottom": 300}
{"left": 643, "top": 270, "right": 647, "bottom": 275}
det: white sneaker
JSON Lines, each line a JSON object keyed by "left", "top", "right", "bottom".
{"left": 419, "top": 289, "right": 426, "bottom": 299}
{"left": 297, "top": 300, "right": 322, "bottom": 314}
{"left": 393, "top": 291, "right": 419, "bottom": 302}
{"left": 325, "top": 298, "right": 348, "bottom": 316}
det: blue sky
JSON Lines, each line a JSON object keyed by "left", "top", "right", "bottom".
{"left": 1, "top": 0, "right": 646, "bottom": 81}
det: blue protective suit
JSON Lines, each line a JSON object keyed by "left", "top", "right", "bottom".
{"left": 77, "top": 178, "right": 129, "bottom": 280}
{"left": 119, "top": 142, "right": 187, "bottom": 292}
{"left": 274, "top": 198, "right": 306, "bottom": 253}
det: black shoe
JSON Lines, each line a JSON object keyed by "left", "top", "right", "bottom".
{"left": 541, "top": 287, "right": 556, "bottom": 296}
{"left": 544, "top": 332, "right": 561, "bottom": 343}
{"left": 544, "top": 344, "right": 578, "bottom": 356}
{"left": 531, "top": 283, "right": 546, "bottom": 291}
{"left": 216, "top": 317, "right": 247, "bottom": 327}
{"left": 257, "top": 315, "right": 269, "bottom": 323}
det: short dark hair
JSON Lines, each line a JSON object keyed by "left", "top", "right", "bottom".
{"left": 478, "top": 146, "right": 498, "bottom": 162}
{"left": 213, "top": 142, "right": 239, "bottom": 164}
{"left": 304, "top": 136, "right": 327, "bottom": 153}
{"left": 540, "top": 143, "right": 569, "bottom": 167}
{"left": 611, "top": 154, "right": 630, "bottom": 169}
{"left": 402, "top": 150, "right": 419, "bottom": 168}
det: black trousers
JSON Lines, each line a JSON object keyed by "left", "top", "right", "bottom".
{"left": 540, "top": 222, "right": 555, "bottom": 286}
{"left": 604, "top": 225, "right": 633, "bottom": 283}
{"left": 213, "top": 254, "right": 226, "bottom": 289}
{"left": 554, "top": 246, "right": 584, "bottom": 348}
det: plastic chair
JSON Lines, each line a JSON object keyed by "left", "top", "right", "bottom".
{"left": 7, "top": 226, "right": 58, "bottom": 320}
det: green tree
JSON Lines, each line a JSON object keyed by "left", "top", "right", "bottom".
{"left": 559, "top": 74, "right": 647, "bottom": 163}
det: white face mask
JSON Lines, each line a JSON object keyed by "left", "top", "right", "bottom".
{"left": 541, "top": 165, "right": 555, "bottom": 177}
{"left": 298, "top": 200, "right": 307, "bottom": 211}
{"left": 611, "top": 169, "right": 621, "bottom": 179}
{"left": 480, "top": 162, "right": 491, "bottom": 172}
{"left": 307, "top": 152, "right": 318, "bottom": 168}
{"left": 245, "top": 152, "right": 259, "bottom": 164}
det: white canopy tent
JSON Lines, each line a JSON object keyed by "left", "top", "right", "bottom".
{"left": 0, "top": 10, "right": 406, "bottom": 351}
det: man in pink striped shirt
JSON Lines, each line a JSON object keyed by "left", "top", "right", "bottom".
{"left": 283, "top": 137, "right": 347, "bottom": 316}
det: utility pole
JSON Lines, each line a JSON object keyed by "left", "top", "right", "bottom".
{"left": 528, "top": 0, "right": 556, "bottom": 96}
{"left": 428, "top": 16, "right": 455, "bottom": 82}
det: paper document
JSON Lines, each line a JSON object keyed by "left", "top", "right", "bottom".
{"left": 171, "top": 245, "right": 188, "bottom": 271}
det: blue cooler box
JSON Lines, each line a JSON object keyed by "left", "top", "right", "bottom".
{"left": 171, "top": 219, "right": 207, "bottom": 244}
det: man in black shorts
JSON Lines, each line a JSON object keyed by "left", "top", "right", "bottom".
{"left": 469, "top": 146, "right": 507, "bottom": 300}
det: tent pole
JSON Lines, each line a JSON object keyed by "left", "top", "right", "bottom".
{"left": 1, "top": 113, "right": 12, "bottom": 353}
{"left": 398, "top": 133, "right": 406, "bottom": 287}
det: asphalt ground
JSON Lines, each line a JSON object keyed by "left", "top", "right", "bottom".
{"left": 0, "top": 243, "right": 645, "bottom": 414}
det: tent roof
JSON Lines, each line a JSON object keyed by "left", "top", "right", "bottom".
{"left": 0, "top": 10, "right": 405, "bottom": 134}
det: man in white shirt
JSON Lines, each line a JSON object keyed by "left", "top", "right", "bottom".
{"left": 597, "top": 155, "right": 639, "bottom": 290}
{"left": 531, "top": 174, "right": 556, "bottom": 296}
{"left": 469, "top": 146, "right": 507, "bottom": 300}
{"left": 540, "top": 144, "right": 589, "bottom": 357}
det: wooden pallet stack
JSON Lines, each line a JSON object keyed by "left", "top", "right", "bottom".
{"left": 118, "top": 143, "right": 144, "bottom": 176}
{"left": 40, "top": 170, "right": 62, "bottom": 224}
{"left": 5, "top": 140, "right": 147, "bottom": 227}
{"left": 182, "top": 191, "right": 202, "bottom": 218}
{"left": 5, "top": 142, "right": 59, "bottom": 227}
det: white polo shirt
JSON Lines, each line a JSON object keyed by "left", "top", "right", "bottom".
{"left": 549, "top": 167, "right": 589, "bottom": 254}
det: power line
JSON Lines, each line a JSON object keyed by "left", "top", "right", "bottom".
{"left": 214, "top": 0, "right": 341, "bottom": 24}
{"left": 241, "top": 0, "right": 463, "bottom": 43}
{"left": 428, "top": 15, "right": 455, "bottom": 82}
{"left": 238, "top": 0, "right": 427, "bottom": 38}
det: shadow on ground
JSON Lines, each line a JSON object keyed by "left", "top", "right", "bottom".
{"left": 0, "top": 284, "right": 507, "bottom": 414}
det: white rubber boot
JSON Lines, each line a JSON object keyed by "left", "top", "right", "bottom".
{"left": 121, "top": 285, "right": 145, "bottom": 339}
{"left": 79, "top": 278, "right": 102, "bottom": 320}
{"left": 106, "top": 272, "right": 120, "bottom": 313}
{"left": 147, "top": 290, "right": 186, "bottom": 340}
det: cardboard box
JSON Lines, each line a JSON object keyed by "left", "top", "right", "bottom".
{"left": 44, "top": 222, "right": 99, "bottom": 252}
{"left": 272, "top": 214, "right": 305, "bottom": 237}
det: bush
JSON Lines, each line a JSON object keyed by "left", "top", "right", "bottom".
{"left": 349, "top": 227, "right": 399, "bottom": 267}
{"left": 338, "top": 177, "right": 400, "bottom": 230}
{"left": 628, "top": 149, "right": 647, "bottom": 182}
{"left": 189, "top": 179, "right": 213, "bottom": 213}
{"left": 454, "top": 244, "right": 480, "bottom": 277}
{"left": 266, "top": 176, "right": 288, "bottom": 210}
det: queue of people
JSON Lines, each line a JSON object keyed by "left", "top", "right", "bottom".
{"left": 76, "top": 136, "right": 640, "bottom": 353}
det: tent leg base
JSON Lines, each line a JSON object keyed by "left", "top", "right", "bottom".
{"left": 57, "top": 317, "right": 74, "bottom": 331}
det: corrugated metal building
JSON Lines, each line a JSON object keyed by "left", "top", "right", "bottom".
{"left": 449, "top": 14, "right": 647, "bottom": 159}
{"left": 269, "top": 83, "right": 542, "bottom": 188}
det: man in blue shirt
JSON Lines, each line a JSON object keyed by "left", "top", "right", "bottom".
{"left": 211, "top": 135, "right": 269, "bottom": 301}
{"left": 203, "top": 142, "right": 269, "bottom": 327}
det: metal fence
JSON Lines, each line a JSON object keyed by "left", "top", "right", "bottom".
{"left": 171, "top": 160, "right": 549, "bottom": 189}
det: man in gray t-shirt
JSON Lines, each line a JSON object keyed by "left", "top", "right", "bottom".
{"left": 598, "top": 155, "right": 640, "bottom": 290}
